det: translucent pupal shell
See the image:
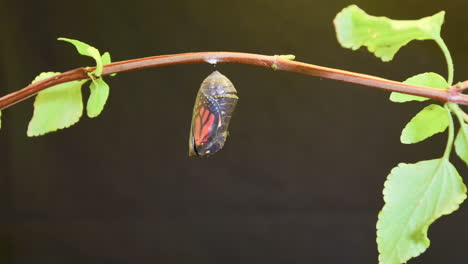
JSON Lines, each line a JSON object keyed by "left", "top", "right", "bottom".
{"left": 189, "top": 71, "right": 238, "bottom": 157}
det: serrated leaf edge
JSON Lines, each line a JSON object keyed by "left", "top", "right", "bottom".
{"left": 377, "top": 159, "right": 467, "bottom": 264}
{"left": 27, "top": 77, "right": 87, "bottom": 137}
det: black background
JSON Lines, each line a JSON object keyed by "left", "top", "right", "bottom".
{"left": 2, "top": 0, "right": 468, "bottom": 263}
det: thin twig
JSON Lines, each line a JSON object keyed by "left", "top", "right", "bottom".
{"left": 2, "top": 51, "right": 468, "bottom": 110}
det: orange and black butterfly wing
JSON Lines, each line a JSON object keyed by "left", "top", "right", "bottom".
{"left": 189, "top": 92, "right": 221, "bottom": 156}
{"left": 189, "top": 71, "right": 238, "bottom": 157}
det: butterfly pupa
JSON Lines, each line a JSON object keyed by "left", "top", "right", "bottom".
{"left": 189, "top": 71, "right": 239, "bottom": 157}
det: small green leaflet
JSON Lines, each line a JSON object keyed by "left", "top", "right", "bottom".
{"left": 87, "top": 50, "right": 112, "bottom": 117}
{"left": 452, "top": 104, "right": 468, "bottom": 166}
{"left": 87, "top": 78, "right": 110, "bottom": 118}
{"left": 28, "top": 72, "right": 87, "bottom": 137}
{"left": 278, "top": 54, "right": 295, "bottom": 60}
{"left": 390, "top": 73, "right": 449, "bottom": 103}
{"left": 272, "top": 54, "right": 296, "bottom": 70}
{"left": 400, "top": 104, "right": 449, "bottom": 144}
{"left": 377, "top": 159, "right": 466, "bottom": 264}
{"left": 101, "top": 51, "right": 117, "bottom": 77}
{"left": 334, "top": 5, "right": 445, "bottom": 61}
{"left": 455, "top": 122, "right": 468, "bottom": 165}
{"left": 58, "top": 37, "right": 104, "bottom": 76}
{"left": 450, "top": 103, "right": 468, "bottom": 166}
{"left": 101, "top": 52, "right": 111, "bottom": 65}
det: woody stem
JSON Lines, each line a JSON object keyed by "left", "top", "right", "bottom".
{"left": 1, "top": 51, "right": 468, "bottom": 110}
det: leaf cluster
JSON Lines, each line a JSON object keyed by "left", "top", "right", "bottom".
{"left": 24, "top": 38, "right": 113, "bottom": 136}
{"left": 335, "top": 5, "right": 468, "bottom": 264}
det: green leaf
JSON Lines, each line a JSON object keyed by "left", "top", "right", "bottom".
{"left": 401, "top": 104, "right": 449, "bottom": 144}
{"left": 58, "top": 37, "right": 103, "bottom": 76}
{"left": 390, "top": 73, "right": 449, "bottom": 103}
{"left": 58, "top": 38, "right": 93, "bottom": 57}
{"left": 377, "top": 159, "right": 466, "bottom": 264}
{"left": 27, "top": 72, "right": 86, "bottom": 137}
{"left": 102, "top": 52, "right": 117, "bottom": 77}
{"left": 101, "top": 52, "right": 111, "bottom": 65}
{"left": 334, "top": 5, "right": 445, "bottom": 61}
{"left": 455, "top": 122, "right": 468, "bottom": 165}
{"left": 87, "top": 78, "right": 110, "bottom": 118}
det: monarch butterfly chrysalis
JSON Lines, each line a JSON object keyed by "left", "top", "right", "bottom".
{"left": 189, "top": 71, "right": 239, "bottom": 157}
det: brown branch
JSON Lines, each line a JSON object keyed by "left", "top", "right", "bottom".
{"left": 454, "top": 80, "right": 468, "bottom": 93}
{"left": 2, "top": 51, "right": 468, "bottom": 110}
